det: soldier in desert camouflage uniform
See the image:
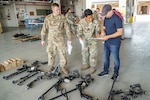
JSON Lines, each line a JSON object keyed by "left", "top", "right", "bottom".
{"left": 41, "top": 3, "right": 72, "bottom": 74}
{"left": 93, "top": 8, "right": 100, "bottom": 21}
{"left": 77, "top": 9, "right": 100, "bottom": 74}
{"left": 65, "top": 8, "right": 76, "bottom": 35}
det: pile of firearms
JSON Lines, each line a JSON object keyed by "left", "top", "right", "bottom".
{"left": 38, "top": 73, "right": 95, "bottom": 100}
{"left": 2, "top": 60, "right": 148, "bottom": 100}
{"left": 2, "top": 60, "right": 98, "bottom": 100}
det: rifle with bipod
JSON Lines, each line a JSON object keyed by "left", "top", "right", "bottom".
{"left": 121, "top": 84, "right": 147, "bottom": 100}
{"left": 38, "top": 78, "right": 64, "bottom": 100}
{"left": 107, "top": 83, "right": 148, "bottom": 100}
{"left": 2, "top": 60, "right": 47, "bottom": 80}
{"left": 3, "top": 64, "right": 30, "bottom": 80}
{"left": 38, "top": 70, "right": 80, "bottom": 100}
{"left": 12, "top": 71, "right": 39, "bottom": 86}
{"left": 26, "top": 64, "right": 61, "bottom": 90}
{"left": 49, "top": 74, "right": 95, "bottom": 100}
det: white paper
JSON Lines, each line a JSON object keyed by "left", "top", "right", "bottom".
{"left": 67, "top": 41, "right": 73, "bottom": 55}
{"left": 79, "top": 39, "right": 85, "bottom": 50}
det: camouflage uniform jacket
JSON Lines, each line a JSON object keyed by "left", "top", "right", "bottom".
{"left": 41, "top": 14, "right": 71, "bottom": 42}
{"left": 93, "top": 11, "right": 99, "bottom": 21}
{"left": 77, "top": 18, "right": 100, "bottom": 40}
{"left": 65, "top": 12, "right": 74, "bottom": 25}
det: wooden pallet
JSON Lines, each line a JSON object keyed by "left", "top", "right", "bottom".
{"left": 12, "top": 35, "right": 40, "bottom": 42}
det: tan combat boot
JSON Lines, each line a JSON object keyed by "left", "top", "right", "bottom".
{"left": 62, "top": 67, "right": 69, "bottom": 75}
{"left": 90, "top": 67, "right": 96, "bottom": 74}
{"left": 81, "top": 64, "right": 90, "bottom": 71}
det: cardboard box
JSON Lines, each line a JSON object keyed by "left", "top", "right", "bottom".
{"left": 0, "top": 64, "right": 5, "bottom": 72}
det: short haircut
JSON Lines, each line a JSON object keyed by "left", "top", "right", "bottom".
{"left": 84, "top": 9, "right": 93, "bottom": 17}
{"left": 67, "top": 8, "right": 71, "bottom": 12}
{"left": 51, "top": 3, "right": 59, "bottom": 8}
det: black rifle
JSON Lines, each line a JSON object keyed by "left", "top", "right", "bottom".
{"left": 12, "top": 64, "right": 43, "bottom": 86}
{"left": 107, "top": 77, "right": 117, "bottom": 100}
{"left": 108, "top": 84, "right": 148, "bottom": 100}
{"left": 38, "top": 78, "right": 64, "bottom": 100}
{"left": 2, "top": 60, "right": 47, "bottom": 80}
{"left": 108, "top": 89, "right": 124, "bottom": 100}
{"left": 128, "top": 84, "right": 147, "bottom": 99}
{"left": 12, "top": 71, "right": 39, "bottom": 86}
{"left": 3, "top": 64, "right": 30, "bottom": 80}
{"left": 49, "top": 74, "right": 94, "bottom": 100}
{"left": 2, "top": 60, "right": 46, "bottom": 80}
{"left": 26, "top": 64, "right": 61, "bottom": 90}
{"left": 38, "top": 70, "right": 80, "bottom": 100}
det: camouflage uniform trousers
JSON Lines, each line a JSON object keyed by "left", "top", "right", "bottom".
{"left": 82, "top": 40, "right": 98, "bottom": 67}
{"left": 46, "top": 41, "right": 67, "bottom": 68}
{"left": 69, "top": 24, "right": 76, "bottom": 35}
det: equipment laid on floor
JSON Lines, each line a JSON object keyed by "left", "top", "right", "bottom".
{"left": 12, "top": 71, "right": 39, "bottom": 86}
{"left": 12, "top": 33, "right": 40, "bottom": 42}
{"left": 0, "top": 58, "right": 24, "bottom": 72}
{"left": 107, "top": 77, "right": 117, "bottom": 100}
{"left": 11, "top": 61, "right": 44, "bottom": 86}
{"left": 3, "top": 64, "right": 30, "bottom": 80}
{"left": 38, "top": 70, "right": 80, "bottom": 100}
{"left": 49, "top": 74, "right": 95, "bottom": 100}
{"left": 107, "top": 83, "right": 147, "bottom": 100}
{"left": 2, "top": 60, "right": 47, "bottom": 80}
{"left": 26, "top": 64, "right": 61, "bottom": 90}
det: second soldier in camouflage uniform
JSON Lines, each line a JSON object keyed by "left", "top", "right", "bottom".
{"left": 41, "top": 3, "right": 72, "bottom": 74}
{"left": 77, "top": 9, "right": 100, "bottom": 74}
{"left": 65, "top": 8, "right": 76, "bottom": 35}
{"left": 93, "top": 8, "right": 100, "bottom": 21}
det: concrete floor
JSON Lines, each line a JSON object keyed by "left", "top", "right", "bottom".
{"left": 0, "top": 22, "right": 150, "bottom": 100}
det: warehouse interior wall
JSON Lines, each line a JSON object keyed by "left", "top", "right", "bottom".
{"left": 0, "top": 0, "right": 150, "bottom": 27}
{"left": 135, "top": 0, "right": 150, "bottom": 22}
{"left": 0, "top": 3, "right": 18, "bottom": 27}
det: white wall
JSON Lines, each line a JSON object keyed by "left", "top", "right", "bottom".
{"left": 0, "top": 0, "right": 61, "bottom": 27}
{"left": 0, "top": 4, "right": 51, "bottom": 27}
{"left": 16, "top": 5, "right": 51, "bottom": 19}
{"left": 74, "top": 0, "right": 86, "bottom": 18}
{"left": 135, "top": 15, "right": 150, "bottom": 21}
{"left": 0, "top": 3, "right": 18, "bottom": 27}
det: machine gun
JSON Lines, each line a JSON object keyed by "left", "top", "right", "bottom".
{"left": 3, "top": 64, "right": 30, "bottom": 80}
{"left": 107, "top": 77, "right": 117, "bottom": 100}
{"left": 38, "top": 78, "right": 64, "bottom": 100}
{"left": 49, "top": 74, "right": 94, "bottom": 100}
{"left": 2, "top": 60, "right": 47, "bottom": 80}
{"left": 38, "top": 70, "right": 80, "bottom": 100}
{"left": 121, "top": 83, "right": 147, "bottom": 99}
{"left": 129, "top": 83, "right": 147, "bottom": 98}
{"left": 12, "top": 71, "right": 39, "bottom": 86}
{"left": 26, "top": 64, "right": 61, "bottom": 90}
{"left": 108, "top": 83, "right": 147, "bottom": 100}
